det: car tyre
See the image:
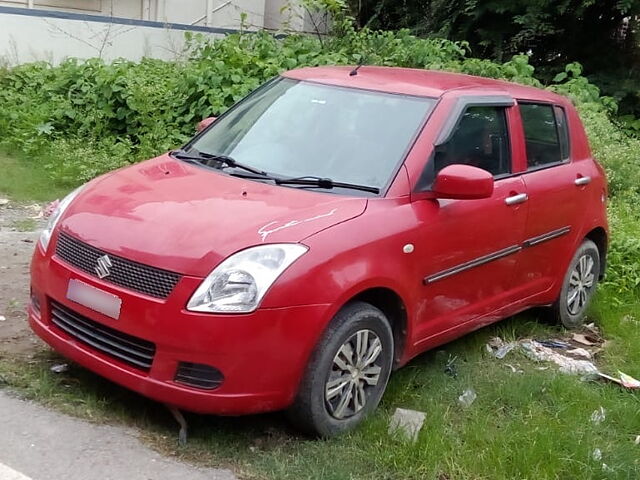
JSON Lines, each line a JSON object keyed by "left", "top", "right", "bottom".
{"left": 287, "top": 301, "right": 394, "bottom": 437}
{"left": 550, "top": 239, "right": 600, "bottom": 329}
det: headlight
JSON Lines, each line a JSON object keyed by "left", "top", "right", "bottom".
{"left": 187, "top": 244, "right": 308, "bottom": 313}
{"left": 39, "top": 186, "right": 84, "bottom": 252}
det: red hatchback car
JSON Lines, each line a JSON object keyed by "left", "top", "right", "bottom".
{"left": 29, "top": 66, "right": 608, "bottom": 436}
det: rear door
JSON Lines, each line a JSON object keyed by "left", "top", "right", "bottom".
{"left": 411, "top": 97, "right": 529, "bottom": 346}
{"left": 513, "top": 103, "right": 587, "bottom": 294}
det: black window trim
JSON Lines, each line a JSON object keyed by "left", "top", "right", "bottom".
{"left": 553, "top": 104, "right": 572, "bottom": 161}
{"left": 517, "top": 100, "right": 571, "bottom": 172}
{"left": 435, "top": 95, "right": 515, "bottom": 146}
{"left": 416, "top": 95, "right": 515, "bottom": 192}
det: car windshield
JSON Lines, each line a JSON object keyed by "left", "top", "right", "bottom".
{"left": 189, "top": 78, "right": 436, "bottom": 193}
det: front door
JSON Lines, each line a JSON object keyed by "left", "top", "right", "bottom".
{"left": 411, "top": 102, "right": 529, "bottom": 346}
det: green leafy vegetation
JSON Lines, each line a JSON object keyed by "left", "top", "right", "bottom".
{"left": 0, "top": 22, "right": 639, "bottom": 480}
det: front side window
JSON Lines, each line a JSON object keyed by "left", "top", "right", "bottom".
{"left": 520, "top": 103, "right": 567, "bottom": 168}
{"left": 433, "top": 106, "right": 511, "bottom": 177}
{"left": 189, "top": 78, "right": 436, "bottom": 193}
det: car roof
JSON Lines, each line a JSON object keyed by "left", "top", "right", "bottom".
{"left": 283, "top": 66, "right": 567, "bottom": 104}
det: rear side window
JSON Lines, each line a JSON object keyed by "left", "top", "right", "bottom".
{"left": 434, "top": 106, "right": 511, "bottom": 177}
{"left": 520, "top": 103, "right": 569, "bottom": 168}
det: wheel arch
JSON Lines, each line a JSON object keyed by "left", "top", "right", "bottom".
{"left": 347, "top": 287, "right": 408, "bottom": 368}
{"left": 584, "top": 226, "right": 608, "bottom": 279}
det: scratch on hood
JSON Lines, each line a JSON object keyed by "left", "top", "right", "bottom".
{"left": 258, "top": 209, "right": 338, "bottom": 242}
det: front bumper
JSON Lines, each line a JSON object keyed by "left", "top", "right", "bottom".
{"left": 29, "top": 243, "right": 331, "bottom": 415}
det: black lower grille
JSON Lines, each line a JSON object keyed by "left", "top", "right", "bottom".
{"left": 175, "top": 362, "right": 224, "bottom": 390}
{"left": 55, "top": 232, "right": 180, "bottom": 299}
{"left": 50, "top": 301, "right": 156, "bottom": 371}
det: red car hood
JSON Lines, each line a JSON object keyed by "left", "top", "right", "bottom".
{"left": 59, "top": 156, "right": 368, "bottom": 277}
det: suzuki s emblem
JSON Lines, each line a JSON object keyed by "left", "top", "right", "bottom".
{"left": 95, "top": 255, "right": 113, "bottom": 279}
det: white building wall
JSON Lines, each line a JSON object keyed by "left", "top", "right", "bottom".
{"left": 0, "top": 0, "right": 283, "bottom": 26}
{"left": 0, "top": 0, "right": 322, "bottom": 65}
{"left": 0, "top": 12, "right": 224, "bottom": 64}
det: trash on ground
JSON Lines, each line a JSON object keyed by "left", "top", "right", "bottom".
{"left": 566, "top": 347, "right": 592, "bottom": 359}
{"left": 585, "top": 322, "right": 601, "bottom": 335}
{"left": 592, "top": 448, "right": 602, "bottom": 461}
{"left": 388, "top": 408, "right": 426, "bottom": 442}
{"left": 458, "top": 388, "right": 477, "bottom": 408}
{"left": 495, "top": 343, "right": 516, "bottom": 359}
{"left": 486, "top": 330, "right": 640, "bottom": 391}
{"left": 634, "top": 435, "right": 640, "bottom": 445}
{"left": 520, "top": 340, "right": 599, "bottom": 375}
{"left": 504, "top": 363, "right": 524, "bottom": 374}
{"left": 619, "top": 371, "right": 640, "bottom": 389}
{"left": 444, "top": 355, "right": 458, "bottom": 378}
{"left": 486, "top": 337, "right": 517, "bottom": 359}
{"left": 536, "top": 339, "right": 570, "bottom": 349}
{"left": 165, "top": 404, "right": 188, "bottom": 445}
{"left": 590, "top": 406, "right": 606, "bottom": 424}
{"left": 0, "top": 315, "right": 5, "bottom": 322}
{"left": 572, "top": 333, "right": 597, "bottom": 346}
{"left": 597, "top": 371, "right": 640, "bottom": 389}
{"left": 0, "top": 198, "right": 9, "bottom": 206}
{"left": 50, "top": 363, "right": 69, "bottom": 373}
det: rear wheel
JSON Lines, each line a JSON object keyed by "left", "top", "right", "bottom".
{"left": 551, "top": 239, "right": 600, "bottom": 329}
{"left": 288, "top": 301, "right": 394, "bottom": 437}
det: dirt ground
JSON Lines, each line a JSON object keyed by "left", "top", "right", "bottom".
{"left": 0, "top": 200, "right": 47, "bottom": 358}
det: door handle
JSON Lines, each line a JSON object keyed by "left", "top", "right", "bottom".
{"left": 505, "top": 193, "right": 528, "bottom": 206}
{"left": 575, "top": 176, "right": 591, "bottom": 186}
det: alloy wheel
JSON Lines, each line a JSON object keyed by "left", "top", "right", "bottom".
{"left": 324, "top": 329, "right": 383, "bottom": 420}
{"left": 567, "top": 253, "right": 596, "bottom": 315}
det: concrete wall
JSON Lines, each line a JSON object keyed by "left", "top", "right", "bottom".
{"left": 0, "top": 0, "right": 298, "bottom": 27}
{"left": 0, "top": 11, "right": 224, "bottom": 64}
{"left": 0, "top": 0, "right": 325, "bottom": 65}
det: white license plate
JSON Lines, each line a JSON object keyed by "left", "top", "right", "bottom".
{"left": 66, "top": 279, "right": 122, "bottom": 320}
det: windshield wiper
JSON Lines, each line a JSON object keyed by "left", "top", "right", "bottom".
{"left": 171, "top": 150, "right": 271, "bottom": 177}
{"left": 274, "top": 176, "right": 380, "bottom": 194}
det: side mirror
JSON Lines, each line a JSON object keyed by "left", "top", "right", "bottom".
{"left": 196, "top": 116, "right": 217, "bottom": 133}
{"left": 431, "top": 164, "right": 494, "bottom": 200}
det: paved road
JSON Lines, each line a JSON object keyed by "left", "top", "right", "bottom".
{"left": 0, "top": 391, "right": 237, "bottom": 480}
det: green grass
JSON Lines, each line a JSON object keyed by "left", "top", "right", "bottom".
{"left": 2, "top": 290, "right": 639, "bottom": 479}
{"left": 0, "top": 152, "right": 69, "bottom": 202}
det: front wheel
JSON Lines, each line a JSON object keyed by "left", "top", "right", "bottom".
{"left": 551, "top": 239, "right": 600, "bottom": 329}
{"left": 288, "top": 301, "right": 394, "bottom": 437}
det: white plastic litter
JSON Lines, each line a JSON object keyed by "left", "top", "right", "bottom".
{"left": 567, "top": 348, "right": 593, "bottom": 359}
{"left": 591, "top": 406, "right": 606, "bottom": 424}
{"left": 0, "top": 315, "right": 5, "bottom": 322}
{"left": 519, "top": 340, "right": 599, "bottom": 375}
{"left": 50, "top": 363, "right": 69, "bottom": 373}
{"left": 458, "top": 389, "right": 477, "bottom": 408}
{"left": 486, "top": 337, "right": 517, "bottom": 359}
{"left": 619, "top": 371, "right": 640, "bottom": 389}
{"left": 592, "top": 448, "right": 602, "bottom": 461}
{"left": 388, "top": 408, "right": 426, "bottom": 443}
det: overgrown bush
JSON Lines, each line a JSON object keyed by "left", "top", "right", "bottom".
{"left": 0, "top": 26, "right": 638, "bottom": 296}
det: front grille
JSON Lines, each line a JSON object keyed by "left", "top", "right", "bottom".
{"left": 55, "top": 232, "right": 180, "bottom": 299}
{"left": 50, "top": 301, "right": 156, "bottom": 371}
{"left": 175, "top": 362, "right": 224, "bottom": 390}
